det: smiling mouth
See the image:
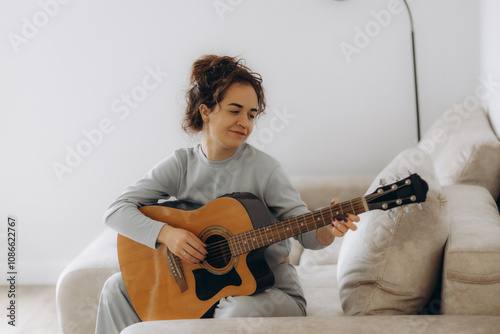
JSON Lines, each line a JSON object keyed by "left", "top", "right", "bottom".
{"left": 231, "top": 130, "right": 247, "bottom": 136}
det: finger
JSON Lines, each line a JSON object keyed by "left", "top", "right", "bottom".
{"left": 335, "top": 222, "right": 349, "bottom": 234}
{"left": 345, "top": 221, "right": 358, "bottom": 231}
{"left": 181, "top": 249, "right": 201, "bottom": 264}
{"left": 330, "top": 198, "right": 339, "bottom": 206}
{"left": 344, "top": 220, "right": 358, "bottom": 231}
{"left": 186, "top": 234, "right": 207, "bottom": 254}
{"left": 345, "top": 213, "right": 360, "bottom": 223}
{"left": 330, "top": 218, "right": 346, "bottom": 236}
{"left": 185, "top": 243, "right": 206, "bottom": 262}
{"left": 332, "top": 225, "right": 345, "bottom": 237}
{"left": 331, "top": 217, "right": 343, "bottom": 229}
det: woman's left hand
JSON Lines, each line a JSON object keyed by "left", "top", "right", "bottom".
{"left": 316, "top": 198, "right": 360, "bottom": 245}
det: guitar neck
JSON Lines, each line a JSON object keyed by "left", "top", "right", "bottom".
{"left": 229, "top": 196, "right": 369, "bottom": 256}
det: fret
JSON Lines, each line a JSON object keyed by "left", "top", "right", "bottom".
{"left": 284, "top": 220, "right": 293, "bottom": 238}
{"left": 265, "top": 226, "right": 273, "bottom": 245}
{"left": 257, "top": 226, "right": 265, "bottom": 248}
{"left": 309, "top": 212, "right": 317, "bottom": 230}
{"left": 232, "top": 234, "right": 238, "bottom": 255}
{"left": 275, "top": 223, "right": 283, "bottom": 242}
{"left": 294, "top": 216, "right": 301, "bottom": 235}
{"left": 246, "top": 233, "right": 252, "bottom": 251}
{"left": 350, "top": 199, "right": 356, "bottom": 215}
{"left": 239, "top": 233, "right": 246, "bottom": 253}
{"left": 241, "top": 233, "right": 248, "bottom": 253}
{"left": 228, "top": 237, "right": 236, "bottom": 256}
{"left": 250, "top": 230, "right": 258, "bottom": 250}
{"left": 328, "top": 205, "right": 336, "bottom": 220}
{"left": 272, "top": 225, "right": 278, "bottom": 242}
{"left": 318, "top": 209, "right": 327, "bottom": 227}
{"left": 281, "top": 221, "right": 288, "bottom": 238}
{"left": 235, "top": 234, "right": 242, "bottom": 255}
{"left": 301, "top": 214, "right": 309, "bottom": 232}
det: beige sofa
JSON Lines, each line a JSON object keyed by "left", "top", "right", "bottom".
{"left": 56, "top": 107, "right": 500, "bottom": 333}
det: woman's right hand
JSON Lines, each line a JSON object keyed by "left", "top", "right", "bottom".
{"left": 157, "top": 224, "right": 207, "bottom": 264}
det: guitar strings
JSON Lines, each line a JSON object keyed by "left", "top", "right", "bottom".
{"left": 197, "top": 200, "right": 367, "bottom": 258}
{"left": 172, "top": 189, "right": 415, "bottom": 272}
{"left": 177, "top": 201, "right": 367, "bottom": 270}
{"left": 190, "top": 203, "right": 350, "bottom": 259}
{"left": 184, "top": 188, "right": 412, "bottom": 268}
{"left": 176, "top": 192, "right": 399, "bottom": 269}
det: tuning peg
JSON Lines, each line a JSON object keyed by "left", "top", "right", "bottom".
{"left": 388, "top": 210, "right": 396, "bottom": 218}
{"left": 408, "top": 169, "right": 413, "bottom": 175}
{"left": 403, "top": 206, "right": 409, "bottom": 213}
{"left": 379, "top": 178, "right": 386, "bottom": 186}
{"left": 396, "top": 174, "right": 401, "bottom": 181}
{"left": 418, "top": 203, "right": 423, "bottom": 211}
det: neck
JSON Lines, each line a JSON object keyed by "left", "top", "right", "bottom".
{"left": 201, "top": 135, "right": 240, "bottom": 161}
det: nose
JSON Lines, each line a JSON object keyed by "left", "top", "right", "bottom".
{"left": 237, "top": 114, "right": 248, "bottom": 128}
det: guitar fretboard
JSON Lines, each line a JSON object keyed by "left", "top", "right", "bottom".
{"left": 228, "top": 197, "right": 369, "bottom": 256}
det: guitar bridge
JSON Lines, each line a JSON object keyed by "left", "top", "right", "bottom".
{"left": 166, "top": 247, "right": 188, "bottom": 293}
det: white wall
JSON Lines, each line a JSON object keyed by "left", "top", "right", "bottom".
{"left": 480, "top": 0, "right": 500, "bottom": 134}
{"left": 409, "top": 0, "right": 482, "bottom": 133}
{"left": 0, "top": 0, "right": 483, "bottom": 284}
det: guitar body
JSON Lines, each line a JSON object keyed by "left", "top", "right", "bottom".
{"left": 117, "top": 193, "right": 276, "bottom": 321}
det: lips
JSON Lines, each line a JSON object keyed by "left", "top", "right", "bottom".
{"left": 231, "top": 130, "right": 247, "bottom": 136}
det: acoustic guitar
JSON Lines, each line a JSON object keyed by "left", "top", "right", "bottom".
{"left": 117, "top": 173, "right": 428, "bottom": 321}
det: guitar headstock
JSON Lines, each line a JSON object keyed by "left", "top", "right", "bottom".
{"left": 365, "top": 173, "right": 428, "bottom": 211}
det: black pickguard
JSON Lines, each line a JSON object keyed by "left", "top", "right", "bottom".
{"left": 193, "top": 267, "right": 242, "bottom": 301}
{"left": 193, "top": 246, "right": 274, "bottom": 302}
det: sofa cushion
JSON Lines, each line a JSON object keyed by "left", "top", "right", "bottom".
{"left": 300, "top": 236, "right": 343, "bottom": 266}
{"left": 337, "top": 147, "right": 449, "bottom": 315}
{"left": 441, "top": 184, "right": 500, "bottom": 315}
{"left": 418, "top": 107, "right": 500, "bottom": 199}
{"left": 296, "top": 264, "right": 343, "bottom": 316}
{"left": 121, "top": 315, "right": 500, "bottom": 334}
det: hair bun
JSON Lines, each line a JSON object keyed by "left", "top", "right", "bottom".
{"left": 183, "top": 54, "right": 266, "bottom": 134}
{"left": 190, "top": 55, "right": 240, "bottom": 86}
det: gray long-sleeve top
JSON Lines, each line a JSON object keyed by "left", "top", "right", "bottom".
{"left": 104, "top": 142, "right": 325, "bottom": 303}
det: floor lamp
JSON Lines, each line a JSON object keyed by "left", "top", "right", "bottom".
{"left": 403, "top": 0, "right": 421, "bottom": 142}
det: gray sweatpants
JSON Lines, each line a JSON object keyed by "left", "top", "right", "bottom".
{"left": 95, "top": 272, "right": 306, "bottom": 334}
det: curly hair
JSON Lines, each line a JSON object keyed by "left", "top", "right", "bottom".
{"left": 182, "top": 55, "right": 266, "bottom": 134}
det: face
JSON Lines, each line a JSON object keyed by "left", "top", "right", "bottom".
{"left": 200, "top": 83, "right": 259, "bottom": 160}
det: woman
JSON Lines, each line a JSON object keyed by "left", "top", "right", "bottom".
{"left": 95, "top": 55, "right": 359, "bottom": 334}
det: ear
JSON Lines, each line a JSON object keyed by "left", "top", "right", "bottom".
{"left": 199, "top": 104, "right": 210, "bottom": 123}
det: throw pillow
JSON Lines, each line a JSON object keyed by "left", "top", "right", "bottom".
{"left": 418, "top": 107, "right": 500, "bottom": 199}
{"left": 337, "top": 147, "right": 449, "bottom": 315}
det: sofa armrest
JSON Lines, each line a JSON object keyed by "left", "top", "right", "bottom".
{"left": 56, "top": 228, "right": 120, "bottom": 334}
{"left": 442, "top": 185, "right": 500, "bottom": 315}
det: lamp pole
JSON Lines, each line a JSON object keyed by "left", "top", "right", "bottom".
{"left": 402, "top": 0, "right": 421, "bottom": 141}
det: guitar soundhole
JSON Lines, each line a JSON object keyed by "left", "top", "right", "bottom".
{"left": 204, "top": 235, "right": 231, "bottom": 269}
